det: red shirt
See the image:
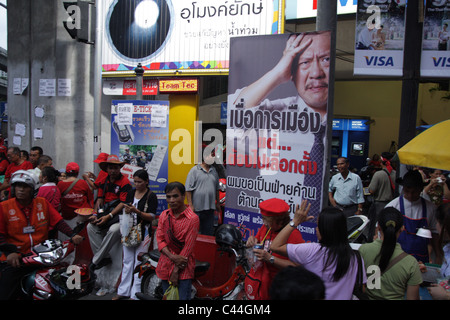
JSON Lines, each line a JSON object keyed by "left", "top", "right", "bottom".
{"left": 0, "top": 159, "right": 9, "bottom": 174}
{"left": 97, "top": 174, "right": 131, "bottom": 203}
{"left": 0, "top": 197, "right": 63, "bottom": 254}
{"left": 247, "top": 224, "right": 304, "bottom": 300}
{"left": 93, "top": 170, "right": 108, "bottom": 188}
{"left": 5, "top": 160, "right": 33, "bottom": 180}
{"left": 58, "top": 179, "right": 93, "bottom": 220}
{"left": 156, "top": 205, "right": 200, "bottom": 280}
{"left": 36, "top": 183, "right": 61, "bottom": 211}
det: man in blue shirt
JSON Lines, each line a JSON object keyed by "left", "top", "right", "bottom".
{"left": 328, "top": 157, "right": 365, "bottom": 217}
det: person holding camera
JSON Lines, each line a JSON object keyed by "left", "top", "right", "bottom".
{"left": 423, "top": 169, "right": 450, "bottom": 207}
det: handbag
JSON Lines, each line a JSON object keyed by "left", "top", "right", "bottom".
{"left": 122, "top": 222, "right": 143, "bottom": 247}
{"left": 121, "top": 191, "right": 149, "bottom": 247}
{"left": 352, "top": 251, "right": 369, "bottom": 300}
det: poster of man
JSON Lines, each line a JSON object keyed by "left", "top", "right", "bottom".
{"left": 225, "top": 31, "right": 331, "bottom": 242}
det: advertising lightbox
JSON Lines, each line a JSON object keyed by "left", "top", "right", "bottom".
{"left": 101, "top": 0, "right": 284, "bottom": 76}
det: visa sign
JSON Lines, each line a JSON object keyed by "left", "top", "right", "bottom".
{"left": 432, "top": 57, "right": 450, "bottom": 68}
{"left": 364, "top": 56, "right": 394, "bottom": 66}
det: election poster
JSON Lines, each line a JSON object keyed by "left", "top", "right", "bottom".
{"left": 421, "top": 0, "right": 450, "bottom": 77}
{"left": 111, "top": 100, "right": 169, "bottom": 214}
{"left": 225, "top": 32, "right": 331, "bottom": 242}
{"left": 354, "top": 0, "right": 407, "bottom": 76}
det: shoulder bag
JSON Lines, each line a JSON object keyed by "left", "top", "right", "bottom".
{"left": 122, "top": 190, "right": 150, "bottom": 247}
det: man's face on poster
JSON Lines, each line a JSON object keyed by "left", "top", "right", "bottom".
{"left": 293, "top": 33, "right": 330, "bottom": 113}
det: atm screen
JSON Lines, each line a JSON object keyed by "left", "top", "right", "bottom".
{"left": 352, "top": 143, "right": 363, "bottom": 151}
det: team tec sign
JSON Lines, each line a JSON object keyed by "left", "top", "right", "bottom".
{"left": 159, "top": 79, "right": 199, "bottom": 93}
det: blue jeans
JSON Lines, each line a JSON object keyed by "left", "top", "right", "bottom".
{"left": 161, "top": 279, "right": 192, "bottom": 300}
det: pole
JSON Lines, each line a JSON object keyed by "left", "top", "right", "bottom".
{"left": 93, "top": 0, "right": 103, "bottom": 175}
{"left": 135, "top": 63, "right": 144, "bottom": 100}
{"left": 398, "top": 1, "right": 423, "bottom": 149}
{"left": 316, "top": 0, "right": 337, "bottom": 209}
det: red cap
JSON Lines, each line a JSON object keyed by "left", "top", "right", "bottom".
{"left": 259, "top": 198, "right": 290, "bottom": 217}
{"left": 94, "top": 153, "right": 109, "bottom": 163}
{"left": 66, "top": 162, "right": 80, "bottom": 174}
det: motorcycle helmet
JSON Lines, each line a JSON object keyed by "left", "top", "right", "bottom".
{"left": 215, "top": 224, "right": 243, "bottom": 249}
{"left": 11, "top": 170, "right": 38, "bottom": 191}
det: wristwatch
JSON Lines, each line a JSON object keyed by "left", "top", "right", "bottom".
{"left": 269, "top": 256, "right": 275, "bottom": 264}
{"left": 289, "top": 220, "right": 297, "bottom": 228}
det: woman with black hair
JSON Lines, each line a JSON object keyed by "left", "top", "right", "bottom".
{"left": 37, "top": 166, "right": 61, "bottom": 211}
{"left": 359, "top": 207, "right": 422, "bottom": 300}
{"left": 271, "top": 201, "right": 365, "bottom": 300}
{"left": 110, "top": 169, "right": 158, "bottom": 300}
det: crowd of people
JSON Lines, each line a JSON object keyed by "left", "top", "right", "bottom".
{"left": 0, "top": 142, "right": 449, "bottom": 301}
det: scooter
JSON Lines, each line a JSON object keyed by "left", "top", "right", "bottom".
{"left": 347, "top": 214, "right": 370, "bottom": 250}
{"left": 135, "top": 215, "right": 371, "bottom": 300}
{"left": 135, "top": 223, "right": 250, "bottom": 300}
{"left": 0, "top": 223, "right": 95, "bottom": 300}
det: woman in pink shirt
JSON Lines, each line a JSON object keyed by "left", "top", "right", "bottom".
{"left": 271, "top": 201, "right": 366, "bottom": 300}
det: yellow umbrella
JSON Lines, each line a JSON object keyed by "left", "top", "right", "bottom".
{"left": 397, "top": 119, "right": 450, "bottom": 171}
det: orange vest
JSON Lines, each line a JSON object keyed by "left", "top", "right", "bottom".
{"left": 1, "top": 197, "right": 51, "bottom": 254}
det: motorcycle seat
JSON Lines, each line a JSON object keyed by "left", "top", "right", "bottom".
{"left": 147, "top": 249, "right": 210, "bottom": 273}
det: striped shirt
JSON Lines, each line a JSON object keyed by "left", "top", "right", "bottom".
{"left": 156, "top": 205, "right": 199, "bottom": 280}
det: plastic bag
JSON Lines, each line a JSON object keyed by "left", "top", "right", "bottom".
{"left": 163, "top": 283, "right": 179, "bottom": 300}
{"left": 119, "top": 209, "right": 133, "bottom": 237}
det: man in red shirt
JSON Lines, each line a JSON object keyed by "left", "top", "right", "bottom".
{"left": 0, "top": 170, "right": 83, "bottom": 299}
{"left": 0, "top": 147, "right": 33, "bottom": 199}
{"left": 156, "top": 182, "right": 199, "bottom": 300}
{"left": 87, "top": 155, "right": 131, "bottom": 270}
{"left": 58, "top": 162, "right": 94, "bottom": 221}
{"left": 82, "top": 152, "right": 109, "bottom": 191}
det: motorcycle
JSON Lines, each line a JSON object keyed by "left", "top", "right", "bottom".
{"left": 135, "top": 215, "right": 370, "bottom": 300}
{"left": 347, "top": 214, "right": 370, "bottom": 250}
{"left": 135, "top": 223, "right": 250, "bottom": 300}
{"left": 214, "top": 178, "right": 226, "bottom": 226}
{"left": 0, "top": 223, "right": 95, "bottom": 300}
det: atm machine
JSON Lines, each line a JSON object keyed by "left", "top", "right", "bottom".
{"left": 331, "top": 118, "right": 370, "bottom": 171}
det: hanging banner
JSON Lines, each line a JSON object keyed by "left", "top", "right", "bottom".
{"left": 101, "top": 0, "right": 284, "bottom": 76}
{"left": 225, "top": 32, "right": 331, "bottom": 243}
{"left": 111, "top": 100, "right": 169, "bottom": 214}
{"left": 354, "top": 0, "right": 407, "bottom": 76}
{"left": 103, "top": 79, "right": 158, "bottom": 95}
{"left": 421, "top": 0, "right": 450, "bottom": 77}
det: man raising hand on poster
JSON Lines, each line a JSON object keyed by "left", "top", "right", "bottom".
{"left": 228, "top": 31, "right": 331, "bottom": 223}
{"left": 233, "top": 31, "right": 330, "bottom": 119}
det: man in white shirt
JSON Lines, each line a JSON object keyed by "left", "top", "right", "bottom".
{"left": 328, "top": 157, "right": 365, "bottom": 217}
